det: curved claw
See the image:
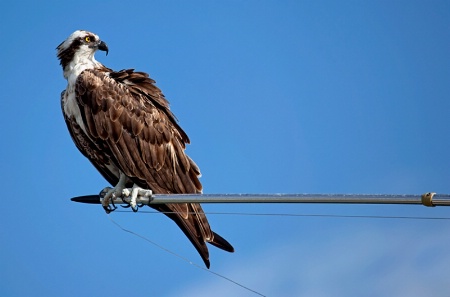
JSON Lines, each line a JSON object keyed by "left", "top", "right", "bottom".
{"left": 120, "top": 195, "right": 131, "bottom": 208}
{"left": 110, "top": 197, "right": 117, "bottom": 210}
{"left": 121, "top": 202, "right": 143, "bottom": 211}
{"left": 99, "top": 187, "right": 113, "bottom": 198}
{"left": 100, "top": 187, "right": 118, "bottom": 214}
{"left": 101, "top": 185, "right": 151, "bottom": 213}
{"left": 103, "top": 203, "right": 117, "bottom": 214}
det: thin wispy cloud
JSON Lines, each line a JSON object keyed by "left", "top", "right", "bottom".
{"left": 171, "top": 222, "right": 450, "bottom": 297}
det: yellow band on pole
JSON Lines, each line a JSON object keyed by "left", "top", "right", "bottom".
{"left": 421, "top": 192, "right": 436, "bottom": 207}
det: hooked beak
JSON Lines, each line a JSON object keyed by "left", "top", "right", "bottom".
{"left": 97, "top": 40, "right": 109, "bottom": 56}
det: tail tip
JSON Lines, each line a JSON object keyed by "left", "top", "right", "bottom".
{"left": 209, "top": 231, "right": 234, "bottom": 253}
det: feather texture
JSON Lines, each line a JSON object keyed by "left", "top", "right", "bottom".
{"left": 58, "top": 31, "right": 233, "bottom": 268}
{"left": 62, "top": 66, "right": 233, "bottom": 268}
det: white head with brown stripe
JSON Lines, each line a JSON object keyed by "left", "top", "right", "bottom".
{"left": 57, "top": 30, "right": 109, "bottom": 81}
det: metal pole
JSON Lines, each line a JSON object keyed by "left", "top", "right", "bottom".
{"left": 71, "top": 192, "right": 450, "bottom": 207}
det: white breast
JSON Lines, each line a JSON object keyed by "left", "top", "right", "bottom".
{"left": 62, "top": 50, "right": 103, "bottom": 135}
{"left": 63, "top": 87, "right": 87, "bottom": 134}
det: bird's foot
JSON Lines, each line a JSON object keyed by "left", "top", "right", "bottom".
{"left": 121, "top": 185, "right": 153, "bottom": 212}
{"left": 100, "top": 186, "right": 124, "bottom": 214}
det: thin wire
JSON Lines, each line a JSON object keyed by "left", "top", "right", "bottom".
{"left": 106, "top": 214, "right": 266, "bottom": 297}
{"left": 114, "top": 209, "right": 450, "bottom": 221}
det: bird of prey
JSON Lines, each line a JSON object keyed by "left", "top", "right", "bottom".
{"left": 57, "top": 30, "right": 234, "bottom": 268}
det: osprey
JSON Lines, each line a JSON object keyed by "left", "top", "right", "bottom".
{"left": 57, "top": 30, "right": 233, "bottom": 268}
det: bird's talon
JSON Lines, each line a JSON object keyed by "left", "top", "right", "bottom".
{"left": 99, "top": 187, "right": 112, "bottom": 198}
{"left": 120, "top": 195, "right": 129, "bottom": 204}
{"left": 100, "top": 186, "right": 120, "bottom": 214}
{"left": 120, "top": 192, "right": 133, "bottom": 209}
{"left": 99, "top": 184, "right": 151, "bottom": 213}
{"left": 110, "top": 196, "right": 117, "bottom": 208}
{"left": 103, "top": 204, "right": 116, "bottom": 214}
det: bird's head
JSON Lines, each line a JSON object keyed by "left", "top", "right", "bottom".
{"left": 57, "top": 30, "right": 108, "bottom": 71}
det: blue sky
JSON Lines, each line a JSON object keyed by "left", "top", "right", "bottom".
{"left": 1, "top": 1, "right": 450, "bottom": 296}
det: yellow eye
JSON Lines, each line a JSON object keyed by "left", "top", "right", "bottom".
{"left": 85, "top": 36, "right": 91, "bottom": 42}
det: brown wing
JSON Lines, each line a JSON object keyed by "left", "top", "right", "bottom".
{"left": 73, "top": 69, "right": 233, "bottom": 267}
{"left": 61, "top": 90, "right": 119, "bottom": 186}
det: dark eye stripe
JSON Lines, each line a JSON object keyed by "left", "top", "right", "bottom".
{"left": 83, "top": 35, "right": 96, "bottom": 43}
